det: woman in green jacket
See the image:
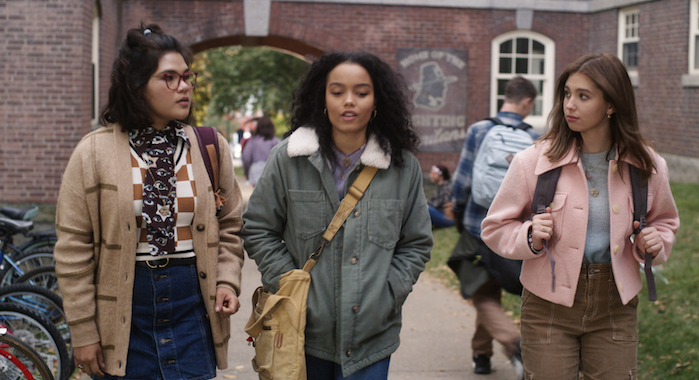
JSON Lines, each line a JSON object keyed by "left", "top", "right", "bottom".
{"left": 242, "top": 52, "right": 433, "bottom": 379}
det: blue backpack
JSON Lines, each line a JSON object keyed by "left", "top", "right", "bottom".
{"left": 471, "top": 118, "right": 534, "bottom": 208}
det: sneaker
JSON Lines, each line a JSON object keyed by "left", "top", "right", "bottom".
{"left": 473, "top": 355, "right": 492, "bottom": 374}
{"left": 510, "top": 349, "right": 524, "bottom": 380}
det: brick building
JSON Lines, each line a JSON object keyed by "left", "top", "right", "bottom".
{"left": 2, "top": 0, "right": 698, "bottom": 204}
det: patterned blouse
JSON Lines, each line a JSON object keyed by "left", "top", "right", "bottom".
{"left": 131, "top": 137, "right": 197, "bottom": 260}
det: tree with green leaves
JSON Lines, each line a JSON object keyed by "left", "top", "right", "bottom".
{"left": 194, "top": 46, "right": 309, "bottom": 123}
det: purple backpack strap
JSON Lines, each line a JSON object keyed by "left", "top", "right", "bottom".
{"left": 192, "top": 126, "right": 224, "bottom": 215}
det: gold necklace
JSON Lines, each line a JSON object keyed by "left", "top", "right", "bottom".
{"left": 580, "top": 151, "right": 608, "bottom": 197}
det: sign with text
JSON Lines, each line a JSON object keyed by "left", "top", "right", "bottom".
{"left": 398, "top": 48, "right": 468, "bottom": 153}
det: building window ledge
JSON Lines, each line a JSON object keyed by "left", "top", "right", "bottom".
{"left": 682, "top": 74, "right": 699, "bottom": 87}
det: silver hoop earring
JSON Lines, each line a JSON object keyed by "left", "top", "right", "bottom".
{"left": 323, "top": 108, "right": 327, "bottom": 115}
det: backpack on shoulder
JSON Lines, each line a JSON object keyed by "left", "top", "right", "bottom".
{"left": 472, "top": 118, "right": 535, "bottom": 208}
{"left": 532, "top": 164, "right": 655, "bottom": 300}
{"left": 192, "top": 126, "right": 226, "bottom": 216}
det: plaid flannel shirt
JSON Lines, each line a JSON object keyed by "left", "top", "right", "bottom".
{"left": 452, "top": 111, "right": 540, "bottom": 238}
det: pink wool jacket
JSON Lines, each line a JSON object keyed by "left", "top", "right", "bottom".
{"left": 481, "top": 140, "right": 679, "bottom": 307}
{"left": 54, "top": 124, "right": 244, "bottom": 376}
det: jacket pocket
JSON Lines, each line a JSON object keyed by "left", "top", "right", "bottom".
{"left": 368, "top": 199, "right": 403, "bottom": 249}
{"left": 288, "top": 190, "right": 326, "bottom": 240}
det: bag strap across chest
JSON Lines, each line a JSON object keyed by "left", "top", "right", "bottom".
{"left": 302, "top": 166, "right": 379, "bottom": 272}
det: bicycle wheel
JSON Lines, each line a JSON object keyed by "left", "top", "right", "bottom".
{"left": 0, "top": 332, "right": 54, "bottom": 380}
{"left": 16, "top": 266, "right": 59, "bottom": 295}
{"left": 0, "top": 284, "right": 69, "bottom": 347}
{"left": 0, "top": 302, "right": 70, "bottom": 380}
{"left": 0, "top": 249, "right": 54, "bottom": 287}
{"left": 18, "top": 235, "right": 57, "bottom": 254}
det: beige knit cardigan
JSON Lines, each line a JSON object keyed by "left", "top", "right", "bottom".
{"left": 54, "top": 124, "right": 244, "bottom": 376}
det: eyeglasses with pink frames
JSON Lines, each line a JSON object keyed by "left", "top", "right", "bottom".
{"left": 153, "top": 71, "right": 198, "bottom": 90}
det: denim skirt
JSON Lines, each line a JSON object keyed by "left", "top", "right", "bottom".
{"left": 95, "top": 263, "right": 217, "bottom": 380}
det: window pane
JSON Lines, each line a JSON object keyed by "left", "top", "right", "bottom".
{"left": 532, "top": 58, "right": 545, "bottom": 74}
{"left": 530, "top": 79, "right": 544, "bottom": 95}
{"left": 497, "top": 99, "right": 504, "bottom": 111}
{"left": 623, "top": 42, "right": 638, "bottom": 69}
{"left": 533, "top": 98, "right": 543, "bottom": 117}
{"left": 500, "top": 40, "right": 513, "bottom": 54}
{"left": 532, "top": 40, "right": 545, "bottom": 55}
{"left": 695, "top": 35, "right": 699, "bottom": 69}
{"left": 515, "top": 58, "right": 528, "bottom": 74}
{"left": 499, "top": 57, "right": 512, "bottom": 73}
{"left": 497, "top": 79, "right": 508, "bottom": 96}
{"left": 516, "top": 38, "right": 529, "bottom": 54}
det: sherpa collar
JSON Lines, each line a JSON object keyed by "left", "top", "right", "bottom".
{"left": 287, "top": 126, "right": 391, "bottom": 169}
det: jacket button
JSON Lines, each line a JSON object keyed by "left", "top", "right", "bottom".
{"left": 352, "top": 305, "right": 359, "bottom": 313}
{"left": 350, "top": 256, "right": 358, "bottom": 265}
{"left": 346, "top": 349, "right": 352, "bottom": 357}
{"left": 197, "top": 224, "right": 205, "bottom": 231}
{"left": 354, "top": 209, "right": 361, "bottom": 217}
{"left": 612, "top": 205, "right": 620, "bottom": 214}
{"left": 199, "top": 271, "right": 207, "bottom": 279}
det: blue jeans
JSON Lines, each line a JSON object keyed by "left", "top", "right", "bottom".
{"left": 93, "top": 264, "right": 216, "bottom": 380}
{"left": 306, "top": 355, "right": 390, "bottom": 380}
{"left": 428, "top": 205, "right": 455, "bottom": 228}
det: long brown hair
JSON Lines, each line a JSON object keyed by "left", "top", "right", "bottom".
{"left": 541, "top": 53, "right": 655, "bottom": 179}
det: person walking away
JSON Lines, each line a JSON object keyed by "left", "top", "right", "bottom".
{"left": 427, "top": 164, "right": 455, "bottom": 228}
{"left": 481, "top": 53, "right": 679, "bottom": 379}
{"left": 451, "top": 76, "right": 539, "bottom": 378}
{"left": 241, "top": 51, "right": 433, "bottom": 380}
{"left": 241, "top": 116, "right": 280, "bottom": 187}
{"left": 53, "top": 23, "right": 245, "bottom": 379}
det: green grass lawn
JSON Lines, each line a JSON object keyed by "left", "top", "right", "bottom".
{"left": 425, "top": 182, "right": 699, "bottom": 379}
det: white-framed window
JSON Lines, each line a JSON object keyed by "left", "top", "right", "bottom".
{"left": 690, "top": 0, "right": 699, "bottom": 76}
{"left": 491, "top": 31, "right": 555, "bottom": 130}
{"left": 91, "top": 2, "right": 100, "bottom": 127}
{"left": 618, "top": 6, "right": 639, "bottom": 75}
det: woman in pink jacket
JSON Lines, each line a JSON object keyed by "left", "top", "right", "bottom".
{"left": 481, "top": 54, "right": 679, "bottom": 379}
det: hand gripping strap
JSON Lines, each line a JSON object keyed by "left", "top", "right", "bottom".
{"left": 629, "top": 165, "right": 654, "bottom": 301}
{"left": 531, "top": 167, "right": 561, "bottom": 292}
{"left": 302, "top": 166, "right": 379, "bottom": 273}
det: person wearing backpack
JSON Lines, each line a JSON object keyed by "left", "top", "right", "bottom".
{"left": 481, "top": 54, "right": 680, "bottom": 379}
{"left": 451, "top": 76, "right": 538, "bottom": 378}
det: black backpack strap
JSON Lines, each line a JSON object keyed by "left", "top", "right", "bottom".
{"left": 531, "top": 167, "right": 562, "bottom": 292}
{"left": 531, "top": 167, "right": 561, "bottom": 214}
{"left": 629, "top": 165, "right": 654, "bottom": 301}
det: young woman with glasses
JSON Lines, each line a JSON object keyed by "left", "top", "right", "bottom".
{"left": 54, "top": 23, "right": 244, "bottom": 379}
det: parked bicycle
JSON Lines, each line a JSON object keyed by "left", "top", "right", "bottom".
{"left": 0, "top": 206, "right": 57, "bottom": 254}
{"left": 0, "top": 302, "right": 71, "bottom": 380}
{"left": 0, "top": 327, "right": 54, "bottom": 380}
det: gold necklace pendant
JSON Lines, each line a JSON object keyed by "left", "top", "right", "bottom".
{"left": 590, "top": 188, "right": 599, "bottom": 197}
